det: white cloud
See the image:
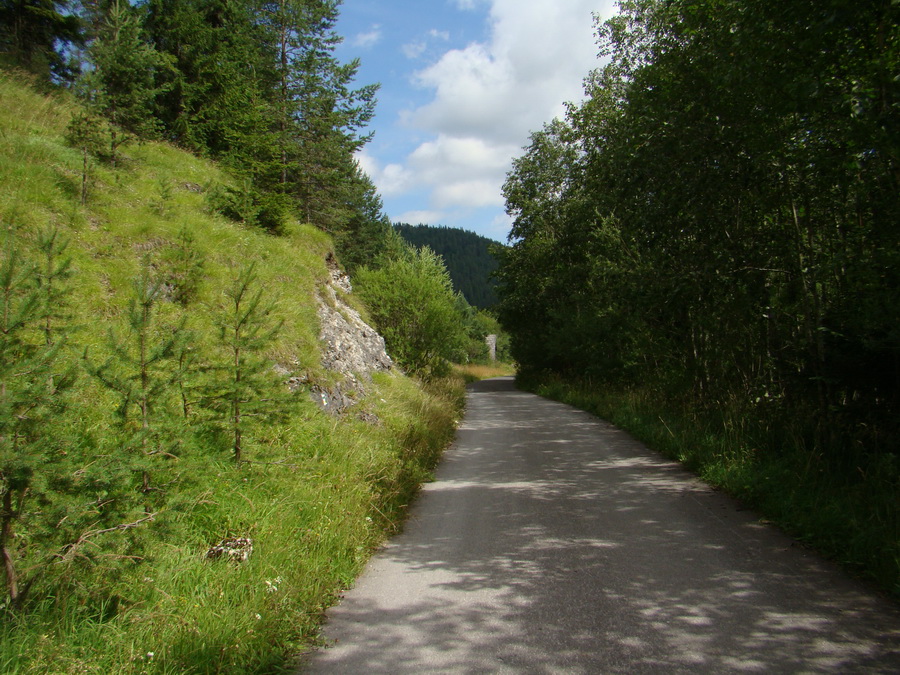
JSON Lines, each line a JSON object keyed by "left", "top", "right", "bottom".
{"left": 388, "top": 0, "right": 617, "bottom": 222}
{"left": 402, "top": 40, "right": 426, "bottom": 59}
{"left": 434, "top": 180, "right": 504, "bottom": 209}
{"left": 353, "top": 25, "right": 382, "bottom": 48}
{"left": 402, "top": 28, "right": 452, "bottom": 60}
{"left": 356, "top": 150, "right": 413, "bottom": 197}
{"left": 405, "top": 135, "right": 515, "bottom": 208}
{"left": 411, "top": 0, "right": 614, "bottom": 141}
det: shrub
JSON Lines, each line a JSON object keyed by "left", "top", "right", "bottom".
{"left": 356, "top": 247, "right": 465, "bottom": 377}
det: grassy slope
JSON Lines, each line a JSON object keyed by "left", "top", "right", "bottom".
{"left": 0, "top": 72, "right": 463, "bottom": 673}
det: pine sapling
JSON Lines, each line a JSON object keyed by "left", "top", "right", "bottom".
{"left": 162, "top": 225, "right": 204, "bottom": 306}
{"left": 0, "top": 231, "right": 74, "bottom": 609}
{"left": 35, "top": 226, "right": 73, "bottom": 346}
{"left": 64, "top": 112, "right": 107, "bottom": 205}
{"left": 205, "top": 262, "right": 284, "bottom": 465}
{"left": 85, "top": 263, "right": 185, "bottom": 500}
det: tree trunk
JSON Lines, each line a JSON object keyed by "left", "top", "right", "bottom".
{"left": 233, "top": 335, "right": 242, "bottom": 465}
{"left": 1, "top": 489, "right": 20, "bottom": 607}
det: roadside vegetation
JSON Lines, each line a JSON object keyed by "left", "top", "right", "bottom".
{"left": 0, "top": 71, "right": 465, "bottom": 673}
{"left": 454, "top": 363, "right": 516, "bottom": 384}
{"left": 355, "top": 242, "right": 510, "bottom": 380}
{"left": 499, "top": 0, "right": 899, "bottom": 597}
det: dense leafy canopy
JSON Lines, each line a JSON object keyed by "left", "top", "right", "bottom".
{"left": 498, "top": 0, "right": 900, "bottom": 455}
{"left": 356, "top": 246, "right": 466, "bottom": 378}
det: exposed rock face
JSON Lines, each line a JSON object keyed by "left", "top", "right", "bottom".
{"left": 314, "top": 255, "right": 392, "bottom": 415}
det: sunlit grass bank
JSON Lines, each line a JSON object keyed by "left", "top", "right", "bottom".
{"left": 0, "top": 71, "right": 465, "bottom": 673}
{"left": 453, "top": 362, "right": 517, "bottom": 383}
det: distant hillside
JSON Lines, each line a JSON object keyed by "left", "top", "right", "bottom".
{"left": 394, "top": 223, "right": 501, "bottom": 309}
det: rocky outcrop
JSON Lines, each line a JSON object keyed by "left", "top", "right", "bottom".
{"left": 313, "top": 255, "right": 392, "bottom": 415}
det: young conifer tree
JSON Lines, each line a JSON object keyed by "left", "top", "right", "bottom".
{"left": 64, "top": 111, "right": 107, "bottom": 205}
{"left": 35, "top": 226, "right": 73, "bottom": 346}
{"left": 85, "top": 263, "right": 185, "bottom": 502}
{"left": 0, "top": 230, "right": 75, "bottom": 609}
{"left": 82, "top": 0, "right": 170, "bottom": 165}
{"left": 204, "top": 262, "right": 284, "bottom": 466}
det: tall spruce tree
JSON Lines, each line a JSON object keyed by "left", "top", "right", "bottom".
{"left": 261, "top": 0, "right": 377, "bottom": 229}
{"left": 81, "top": 0, "right": 170, "bottom": 164}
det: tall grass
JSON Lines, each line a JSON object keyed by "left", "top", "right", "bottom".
{"left": 0, "top": 71, "right": 466, "bottom": 672}
{"left": 525, "top": 374, "right": 900, "bottom": 598}
{"left": 452, "top": 362, "right": 516, "bottom": 383}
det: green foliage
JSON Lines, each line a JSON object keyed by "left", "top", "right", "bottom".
{"left": 0, "top": 228, "right": 76, "bottom": 608}
{"left": 63, "top": 111, "right": 108, "bottom": 205}
{"left": 138, "top": 0, "right": 381, "bottom": 237}
{"left": 498, "top": 0, "right": 900, "bottom": 594}
{"left": 80, "top": 0, "right": 171, "bottom": 163}
{"left": 83, "top": 263, "right": 187, "bottom": 501}
{"left": 0, "top": 0, "right": 83, "bottom": 81}
{"left": 159, "top": 225, "right": 204, "bottom": 306}
{"left": 0, "top": 72, "right": 464, "bottom": 669}
{"left": 357, "top": 246, "right": 466, "bottom": 378}
{"left": 394, "top": 223, "right": 502, "bottom": 309}
{"left": 203, "top": 262, "right": 285, "bottom": 465}
{"left": 500, "top": 0, "right": 900, "bottom": 431}
{"left": 0, "top": 0, "right": 386, "bottom": 241}
{"left": 205, "top": 178, "right": 261, "bottom": 226}
{"left": 34, "top": 226, "right": 73, "bottom": 345}
{"left": 333, "top": 167, "right": 395, "bottom": 273}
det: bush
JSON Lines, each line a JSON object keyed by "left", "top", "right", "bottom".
{"left": 356, "top": 247, "right": 465, "bottom": 377}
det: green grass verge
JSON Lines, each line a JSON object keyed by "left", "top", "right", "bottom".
{"left": 523, "top": 374, "right": 900, "bottom": 599}
{"left": 1, "top": 373, "right": 463, "bottom": 673}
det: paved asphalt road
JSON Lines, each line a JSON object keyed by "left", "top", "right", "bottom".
{"left": 302, "top": 377, "right": 900, "bottom": 673}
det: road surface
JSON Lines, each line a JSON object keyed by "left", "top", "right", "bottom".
{"left": 302, "top": 376, "right": 900, "bottom": 673}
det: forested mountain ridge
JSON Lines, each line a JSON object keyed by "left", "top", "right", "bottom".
{"left": 394, "top": 223, "right": 501, "bottom": 309}
{"left": 498, "top": 0, "right": 899, "bottom": 594}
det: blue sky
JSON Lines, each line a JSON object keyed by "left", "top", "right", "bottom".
{"left": 334, "top": 0, "right": 619, "bottom": 243}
